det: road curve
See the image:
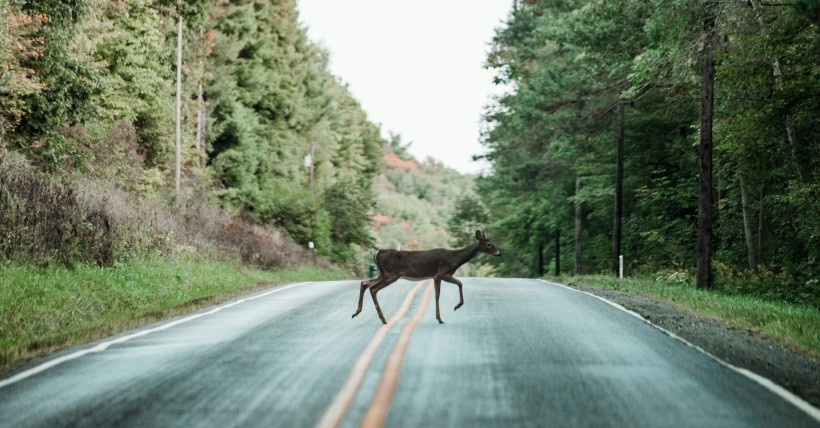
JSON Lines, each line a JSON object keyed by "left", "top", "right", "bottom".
{"left": 0, "top": 278, "right": 817, "bottom": 427}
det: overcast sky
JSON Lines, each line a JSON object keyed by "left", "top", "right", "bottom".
{"left": 296, "top": 0, "right": 512, "bottom": 175}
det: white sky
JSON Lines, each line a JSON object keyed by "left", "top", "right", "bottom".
{"left": 296, "top": 0, "right": 512, "bottom": 175}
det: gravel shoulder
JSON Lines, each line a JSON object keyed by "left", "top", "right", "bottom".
{"left": 564, "top": 282, "right": 820, "bottom": 409}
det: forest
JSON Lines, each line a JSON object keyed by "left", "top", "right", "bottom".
{"left": 0, "top": 0, "right": 382, "bottom": 270}
{"left": 466, "top": 0, "right": 819, "bottom": 303}
{"left": 1, "top": 0, "right": 818, "bottom": 307}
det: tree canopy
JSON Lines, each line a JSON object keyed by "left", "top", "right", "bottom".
{"left": 474, "top": 0, "right": 819, "bottom": 302}
{"left": 0, "top": 0, "right": 385, "bottom": 267}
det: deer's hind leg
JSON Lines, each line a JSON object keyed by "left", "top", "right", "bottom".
{"left": 369, "top": 275, "right": 398, "bottom": 324}
{"left": 352, "top": 277, "right": 378, "bottom": 319}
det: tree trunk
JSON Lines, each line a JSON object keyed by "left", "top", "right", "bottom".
{"left": 696, "top": 9, "right": 716, "bottom": 290}
{"left": 749, "top": 0, "right": 805, "bottom": 183}
{"left": 715, "top": 157, "right": 721, "bottom": 223}
{"left": 739, "top": 175, "right": 757, "bottom": 271}
{"left": 574, "top": 174, "right": 582, "bottom": 276}
{"left": 758, "top": 188, "right": 765, "bottom": 265}
{"left": 195, "top": 26, "right": 206, "bottom": 168}
{"left": 555, "top": 228, "right": 560, "bottom": 276}
{"left": 613, "top": 101, "right": 624, "bottom": 275}
{"left": 174, "top": 15, "right": 183, "bottom": 194}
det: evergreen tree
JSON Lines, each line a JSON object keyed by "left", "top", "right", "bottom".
{"left": 480, "top": 0, "right": 819, "bottom": 301}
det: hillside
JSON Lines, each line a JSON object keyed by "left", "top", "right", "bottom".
{"left": 372, "top": 150, "right": 473, "bottom": 251}
{"left": 366, "top": 140, "right": 489, "bottom": 276}
{"left": 0, "top": 1, "right": 383, "bottom": 270}
{"left": 0, "top": 0, "right": 377, "bottom": 371}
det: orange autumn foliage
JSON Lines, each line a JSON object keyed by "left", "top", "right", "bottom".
{"left": 383, "top": 153, "right": 417, "bottom": 170}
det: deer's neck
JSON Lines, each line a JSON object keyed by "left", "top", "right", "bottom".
{"left": 451, "top": 242, "right": 480, "bottom": 268}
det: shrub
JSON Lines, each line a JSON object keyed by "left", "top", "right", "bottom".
{"left": 0, "top": 151, "right": 113, "bottom": 266}
{"left": 712, "top": 261, "right": 816, "bottom": 306}
{"left": 0, "top": 149, "right": 326, "bottom": 270}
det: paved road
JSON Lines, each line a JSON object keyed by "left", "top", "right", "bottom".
{"left": 0, "top": 278, "right": 817, "bottom": 427}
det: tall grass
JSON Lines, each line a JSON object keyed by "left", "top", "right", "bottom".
{"left": 0, "top": 258, "right": 348, "bottom": 373}
{"left": 566, "top": 275, "right": 820, "bottom": 359}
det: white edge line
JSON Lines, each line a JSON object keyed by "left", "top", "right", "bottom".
{"left": 0, "top": 281, "right": 312, "bottom": 390}
{"left": 538, "top": 279, "right": 820, "bottom": 423}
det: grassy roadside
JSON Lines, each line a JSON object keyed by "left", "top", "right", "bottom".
{"left": 554, "top": 275, "right": 820, "bottom": 359}
{"left": 0, "top": 258, "right": 350, "bottom": 374}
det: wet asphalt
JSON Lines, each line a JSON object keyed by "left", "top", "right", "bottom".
{"left": 0, "top": 278, "right": 817, "bottom": 427}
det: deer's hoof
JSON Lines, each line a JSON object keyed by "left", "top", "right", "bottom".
{"left": 454, "top": 304, "right": 463, "bottom": 311}
{"left": 437, "top": 319, "right": 444, "bottom": 324}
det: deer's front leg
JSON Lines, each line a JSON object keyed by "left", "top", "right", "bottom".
{"left": 434, "top": 278, "right": 443, "bottom": 324}
{"left": 370, "top": 286, "right": 388, "bottom": 324}
{"left": 441, "top": 274, "right": 464, "bottom": 311}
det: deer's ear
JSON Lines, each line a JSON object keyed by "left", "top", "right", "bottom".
{"left": 475, "top": 230, "right": 482, "bottom": 240}
{"left": 481, "top": 229, "right": 487, "bottom": 240}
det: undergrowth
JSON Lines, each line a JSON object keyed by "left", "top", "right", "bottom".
{"left": 0, "top": 150, "right": 323, "bottom": 270}
{"left": 562, "top": 274, "right": 820, "bottom": 359}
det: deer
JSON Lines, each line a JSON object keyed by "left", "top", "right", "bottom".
{"left": 352, "top": 230, "right": 501, "bottom": 324}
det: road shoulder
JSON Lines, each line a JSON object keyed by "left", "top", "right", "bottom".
{"left": 564, "top": 282, "right": 820, "bottom": 409}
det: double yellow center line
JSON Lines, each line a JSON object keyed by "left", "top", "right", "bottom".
{"left": 317, "top": 280, "right": 434, "bottom": 428}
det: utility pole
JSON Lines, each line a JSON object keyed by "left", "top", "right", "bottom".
{"left": 304, "top": 143, "right": 317, "bottom": 254}
{"left": 174, "top": 14, "right": 183, "bottom": 194}
{"left": 195, "top": 83, "right": 205, "bottom": 167}
{"left": 613, "top": 101, "right": 624, "bottom": 275}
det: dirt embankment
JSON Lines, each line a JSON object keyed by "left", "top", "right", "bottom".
{"left": 565, "top": 283, "right": 820, "bottom": 409}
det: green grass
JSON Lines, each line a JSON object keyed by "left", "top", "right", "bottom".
{"left": 559, "top": 275, "right": 820, "bottom": 360}
{"left": 0, "top": 258, "right": 349, "bottom": 373}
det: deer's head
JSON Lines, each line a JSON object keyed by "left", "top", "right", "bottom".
{"left": 475, "top": 229, "right": 501, "bottom": 256}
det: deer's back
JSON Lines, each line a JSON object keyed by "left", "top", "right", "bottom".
{"left": 375, "top": 249, "right": 453, "bottom": 279}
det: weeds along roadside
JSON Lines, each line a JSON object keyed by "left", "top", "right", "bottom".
{"left": 0, "top": 150, "right": 347, "bottom": 374}
{"left": 0, "top": 149, "right": 324, "bottom": 270}
{"left": 558, "top": 274, "right": 820, "bottom": 360}
{"left": 0, "top": 261, "right": 348, "bottom": 375}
